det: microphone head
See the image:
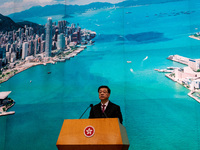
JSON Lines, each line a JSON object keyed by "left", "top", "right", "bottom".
{"left": 90, "top": 104, "right": 93, "bottom": 107}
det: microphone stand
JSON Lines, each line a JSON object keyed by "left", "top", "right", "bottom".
{"left": 103, "top": 111, "right": 108, "bottom": 118}
{"left": 79, "top": 104, "right": 93, "bottom": 119}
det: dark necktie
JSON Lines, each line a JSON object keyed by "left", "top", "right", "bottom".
{"left": 102, "top": 104, "right": 106, "bottom": 113}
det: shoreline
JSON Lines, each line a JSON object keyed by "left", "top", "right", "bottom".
{"left": 0, "top": 46, "right": 87, "bottom": 84}
{"left": 165, "top": 55, "right": 200, "bottom": 103}
{"left": 166, "top": 73, "right": 200, "bottom": 103}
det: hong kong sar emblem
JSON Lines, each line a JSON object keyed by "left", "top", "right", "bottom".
{"left": 84, "top": 126, "right": 95, "bottom": 137}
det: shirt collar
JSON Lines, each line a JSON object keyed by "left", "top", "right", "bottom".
{"left": 101, "top": 100, "right": 109, "bottom": 107}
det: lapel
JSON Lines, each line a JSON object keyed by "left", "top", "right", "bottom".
{"left": 104, "top": 101, "right": 112, "bottom": 115}
{"left": 97, "top": 103, "right": 102, "bottom": 114}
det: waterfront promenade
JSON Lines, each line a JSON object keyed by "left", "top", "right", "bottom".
{"left": 0, "top": 46, "right": 86, "bottom": 84}
{"left": 188, "top": 91, "right": 200, "bottom": 103}
{"left": 165, "top": 55, "right": 200, "bottom": 103}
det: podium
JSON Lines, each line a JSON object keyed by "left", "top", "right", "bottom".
{"left": 56, "top": 118, "right": 130, "bottom": 150}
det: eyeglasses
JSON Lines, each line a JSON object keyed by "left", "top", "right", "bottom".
{"left": 98, "top": 91, "right": 108, "bottom": 94}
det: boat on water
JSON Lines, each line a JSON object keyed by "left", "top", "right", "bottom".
{"left": 0, "top": 91, "right": 15, "bottom": 116}
{"left": 127, "top": 61, "right": 132, "bottom": 63}
{"left": 143, "top": 56, "right": 148, "bottom": 61}
{"left": 167, "top": 67, "right": 179, "bottom": 70}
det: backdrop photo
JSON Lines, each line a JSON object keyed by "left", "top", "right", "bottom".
{"left": 0, "top": 0, "right": 200, "bottom": 150}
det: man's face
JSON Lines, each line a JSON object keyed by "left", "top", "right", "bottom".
{"left": 98, "top": 88, "right": 110, "bottom": 101}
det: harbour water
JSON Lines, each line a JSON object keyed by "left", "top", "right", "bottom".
{"left": 1, "top": 0, "right": 200, "bottom": 149}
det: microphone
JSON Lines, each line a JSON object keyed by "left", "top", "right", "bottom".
{"left": 79, "top": 104, "right": 93, "bottom": 119}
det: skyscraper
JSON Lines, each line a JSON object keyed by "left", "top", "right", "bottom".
{"left": 57, "top": 33, "right": 65, "bottom": 51}
{"left": 28, "top": 40, "right": 34, "bottom": 56}
{"left": 45, "top": 18, "right": 52, "bottom": 57}
{"left": 41, "top": 41, "right": 45, "bottom": 53}
{"left": 22, "top": 42, "right": 28, "bottom": 60}
{"left": 34, "top": 39, "right": 38, "bottom": 56}
{"left": 55, "top": 29, "right": 59, "bottom": 42}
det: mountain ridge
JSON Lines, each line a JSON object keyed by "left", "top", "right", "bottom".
{"left": 0, "top": 13, "right": 44, "bottom": 33}
{"left": 0, "top": 14, "right": 22, "bottom": 32}
{"left": 8, "top": 0, "right": 184, "bottom": 22}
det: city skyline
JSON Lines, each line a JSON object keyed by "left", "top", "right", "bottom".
{"left": 0, "top": 16, "right": 96, "bottom": 84}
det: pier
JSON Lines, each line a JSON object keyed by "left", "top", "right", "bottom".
{"left": 158, "top": 54, "right": 200, "bottom": 103}
{"left": 165, "top": 74, "right": 176, "bottom": 81}
{"left": 167, "top": 55, "right": 189, "bottom": 65}
{"left": 154, "top": 69, "right": 173, "bottom": 73}
{"left": 188, "top": 91, "right": 200, "bottom": 103}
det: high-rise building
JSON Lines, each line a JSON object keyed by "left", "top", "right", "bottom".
{"left": 29, "top": 27, "right": 34, "bottom": 36}
{"left": 6, "top": 43, "right": 11, "bottom": 52}
{"left": 6, "top": 52, "right": 11, "bottom": 63}
{"left": 55, "top": 29, "right": 59, "bottom": 42}
{"left": 9, "top": 45, "right": 14, "bottom": 53}
{"left": 45, "top": 18, "right": 52, "bottom": 57}
{"left": 22, "top": 42, "right": 28, "bottom": 59}
{"left": 41, "top": 34, "right": 45, "bottom": 41}
{"left": 28, "top": 40, "right": 34, "bottom": 56}
{"left": 25, "top": 29, "right": 29, "bottom": 36}
{"left": 57, "top": 33, "right": 65, "bottom": 51}
{"left": 18, "top": 28, "right": 22, "bottom": 37}
{"left": 34, "top": 39, "right": 38, "bottom": 56}
{"left": 41, "top": 41, "right": 45, "bottom": 53}
{"left": 10, "top": 52, "right": 16, "bottom": 63}
{"left": 77, "top": 27, "right": 81, "bottom": 43}
{"left": 0, "top": 45, "right": 6, "bottom": 60}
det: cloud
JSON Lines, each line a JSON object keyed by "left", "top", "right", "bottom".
{"left": 22, "top": 0, "right": 56, "bottom": 7}
{"left": 0, "top": 2, "right": 15, "bottom": 15}
{"left": 0, "top": 0, "right": 125, "bottom": 15}
{"left": 0, "top": 1, "right": 14, "bottom": 8}
{"left": 0, "top": 0, "right": 57, "bottom": 15}
{"left": 66, "top": 0, "right": 125, "bottom": 5}
{"left": 23, "top": 0, "right": 54, "bottom": 4}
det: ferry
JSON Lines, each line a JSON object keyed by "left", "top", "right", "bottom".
{"left": 143, "top": 56, "right": 148, "bottom": 61}
{"left": 167, "top": 67, "right": 179, "bottom": 70}
{"left": 0, "top": 91, "right": 15, "bottom": 116}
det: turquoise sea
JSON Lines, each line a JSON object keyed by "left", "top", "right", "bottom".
{"left": 1, "top": 0, "right": 200, "bottom": 149}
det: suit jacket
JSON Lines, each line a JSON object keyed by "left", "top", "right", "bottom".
{"left": 89, "top": 101, "right": 123, "bottom": 124}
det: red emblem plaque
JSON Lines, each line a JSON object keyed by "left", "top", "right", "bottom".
{"left": 84, "top": 126, "right": 95, "bottom": 137}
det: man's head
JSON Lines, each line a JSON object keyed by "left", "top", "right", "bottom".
{"left": 98, "top": 85, "right": 111, "bottom": 102}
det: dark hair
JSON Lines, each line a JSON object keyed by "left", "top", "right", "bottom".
{"left": 98, "top": 85, "right": 111, "bottom": 94}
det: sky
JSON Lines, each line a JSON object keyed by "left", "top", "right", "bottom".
{"left": 0, "top": 0, "right": 125, "bottom": 16}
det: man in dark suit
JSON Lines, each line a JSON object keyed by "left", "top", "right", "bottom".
{"left": 89, "top": 85, "right": 123, "bottom": 124}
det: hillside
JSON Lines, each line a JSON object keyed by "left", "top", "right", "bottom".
{"left": 0, "top": 13, "right": 44, "bottom": 33}
{"left": 0, "top": 14, "right": 22, "bottom": 32}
